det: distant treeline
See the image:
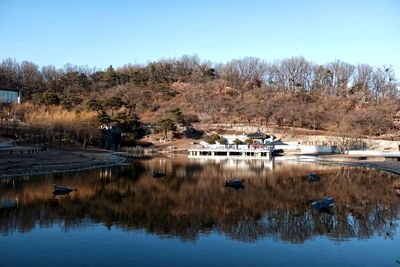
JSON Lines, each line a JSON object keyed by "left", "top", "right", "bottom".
{"left": 0, "top": 55, "right": 397, "bottom": 101}
{"left": 0, "top": 55, "right": 399, "bottom": 142}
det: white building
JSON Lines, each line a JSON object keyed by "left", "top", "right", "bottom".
{"left": 0, "top": 89, "right": 21, "bottom": 104}
{"left": 189, "top": 131, "right": 277, "bottom": 159}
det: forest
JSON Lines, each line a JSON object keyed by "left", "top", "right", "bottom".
{"left": 0, "top": 55, "right": 398, "bottom": 147}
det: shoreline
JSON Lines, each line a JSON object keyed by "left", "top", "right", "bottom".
{"left": 303, "top": 158, "right": 400, "bottom": 176}
{"left": 1, "top": 148, "right": 399, "bottom": 178}
{"left": 0, "top": 158, "right": 127, "bottom": 179}
{"left": 0, "top": 148, "right": 128, "bottom": 178}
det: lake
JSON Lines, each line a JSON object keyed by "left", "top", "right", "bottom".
{"left": 1, "top": 156, "right": 399, "bottom": 267}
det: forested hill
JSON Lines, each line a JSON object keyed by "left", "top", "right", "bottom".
{"left": 0, "top": 55, "right": 399, "bottom": 137}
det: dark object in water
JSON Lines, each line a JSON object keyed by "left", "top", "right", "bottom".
{"left": 311, "top": 197, "right": 335, "bottom": 211}
{"left": 308, "top": 172, "right": 321, "bottom": 182}
{"left": 153, "top": 172, "right": 166, "bottom": 178}
{"left": 224, "top": 179, "right": 245, "bottom": 189}
{"left": 272, "top": 149, "right": 284, "bottom": 156}
{"left": 52, "top": 184, "right": 77, "bottom": 195}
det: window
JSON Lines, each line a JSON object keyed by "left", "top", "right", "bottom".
{"left": 0, "top": 90, "right": 19, "bottom": 103}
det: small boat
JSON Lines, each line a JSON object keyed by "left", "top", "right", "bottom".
{"left": 224, "top": 179, "right": 245, "bottom": 189}
{"left": 308, "top": 172, "right": 321, "bottom": 182}
{"left": 153, "top": 172, "right": 166, "bottom": 178}
{"left": 311, "top": 197, "right": 335, "bottom": 211}
{"left": 52, "top": 184, "right": 76, "bottom": 194}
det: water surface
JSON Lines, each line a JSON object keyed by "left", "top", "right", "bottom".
{"left": 1, "top": 156, "right": 399, "bottom": 266}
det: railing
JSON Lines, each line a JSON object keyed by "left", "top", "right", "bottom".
{"left": 121, "top": 146, "right": 157, "bottom": 156}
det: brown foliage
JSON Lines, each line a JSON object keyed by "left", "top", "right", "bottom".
{"left": 1, "top": 56, "right": 398, "bottom": 137}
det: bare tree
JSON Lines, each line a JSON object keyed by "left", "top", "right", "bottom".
{"left": 20, "top": 61, "right": 45, "bottom": 97}
{"left": 335, "top": 115, "right": 364, "bottom": 154}
{"left": 370, "top": 66, "right": 398, "bottom": 102}
{"left": 354, "top": 64, "right": 373, "bottom": 91}
{"left": 174, "top": 54, "right": 201, "bottom": 82}
{"left": 0, "top": 58, "right": 21, "bottom": 88}
{"left": 218, "top": 57, "right": 268, "bottom": 89}
{"left": 312, "top": 65, "right": 333, "bottom": 94}
{"left": 327, "top": 60, "right": 355, "bottom": 96}
{"left": 280, "top": 56, "right": 313, "bottom": 91}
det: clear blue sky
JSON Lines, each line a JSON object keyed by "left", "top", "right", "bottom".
{"left": 0, "top": 0, "right": 399, "bottom": 73}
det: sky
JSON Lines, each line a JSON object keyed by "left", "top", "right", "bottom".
{"left": 0, "top": 0, "right": 399, "bottom": 73}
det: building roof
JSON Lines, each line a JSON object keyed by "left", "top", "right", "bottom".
{"left": 247, "top": 131, "right": 270, "bottom": 139}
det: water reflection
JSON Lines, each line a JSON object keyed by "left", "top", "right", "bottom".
{"left": 0, "top": 156, "right": 399, "bottom": 244}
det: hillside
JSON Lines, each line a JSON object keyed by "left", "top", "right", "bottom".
{"left": 0, "top": 56, "right": 399, "bottom": 148}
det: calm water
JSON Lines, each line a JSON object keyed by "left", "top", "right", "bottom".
{"left": 1, "top": 156, "right": 400, "bottom": 267}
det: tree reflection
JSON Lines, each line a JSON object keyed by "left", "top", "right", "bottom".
{"left": 0, "top": 156, "right": 399, "bottom": 244}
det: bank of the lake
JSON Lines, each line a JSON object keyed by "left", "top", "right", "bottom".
{"left": 1, "top": 144, "right": 400, "bottom": 178}
{"left": 296, "top": 154, "right": 400, "bottom": 176}
{"left": 0, "top": 148, "right": 125, "bottom": 178}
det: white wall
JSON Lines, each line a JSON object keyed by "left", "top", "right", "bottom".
{"left": 275, "top": 144, "right": 299, "bottom": 150}
{"left": 300, "top": 145, "right": 335, "bottom": 154}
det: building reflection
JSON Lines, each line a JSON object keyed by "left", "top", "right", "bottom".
{"left": 0, "top": 156, "right": 399, "bottom": 244}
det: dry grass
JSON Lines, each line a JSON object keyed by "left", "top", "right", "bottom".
{"left": 23, "top": 105, "right": 100, "bottom": 147}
